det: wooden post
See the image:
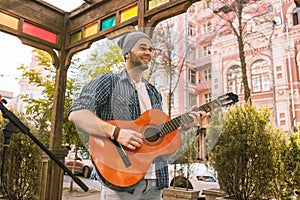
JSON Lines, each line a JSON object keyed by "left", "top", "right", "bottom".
{"left": 39, "top": 14, "right": 69, "bottom": 200}
{"left": 39, "top": 150, "right": 67, "bottom": 200}
{"left": 138, "top": 0, "right": 146, "bottom": 32}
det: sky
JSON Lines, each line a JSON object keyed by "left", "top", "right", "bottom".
{"left": 0, "top": 1, "right": 85, "bottom": 96}
{"left": 0, "top": 32, "right": 33, "bottom": 95}
{"left": 43, "top": 0, "right": 85, "bottom": 12}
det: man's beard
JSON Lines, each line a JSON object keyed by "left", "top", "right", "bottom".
{"left": 129, "top": 51, "right": 149, "bottom": 71}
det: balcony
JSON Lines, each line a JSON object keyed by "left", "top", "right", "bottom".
{"left": 195, "top": 55, "right": 211, "bottom": 70}
{"left": 196, "top": 80, "right": 212, "bottom": 92}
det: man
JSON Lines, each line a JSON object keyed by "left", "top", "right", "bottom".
{"left": 68, "top": 31, "right": 207, "bottom": 199}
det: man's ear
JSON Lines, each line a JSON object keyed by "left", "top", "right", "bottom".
{"left": 125, "top": 52, "right": 129, "bottom": 60}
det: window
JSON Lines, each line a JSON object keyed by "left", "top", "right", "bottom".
{"left": 293, "top": 7, "right": 300, "bottom": 25}
{"left": 227, "top": 65, "right": 243, "bottom": 94}
{"left": 189, "top": 69, "right": 197, "bottom": 84}
{"left": 204, "top": 69, "right": 212, "bottom": 81}
{"left": 251, "top": 60, "right": 270, "bottom": 93}
{"left": 268, "top": 5, "right": 273, "bottom": 12}
{"left": 204, "top": 93, "right": 211, "bottom": 103}
{"left": 202, "top": 46, "right": 211, "bottom": 56}
{"left": 202, "top": 22, "right": 212, "bottom": 34}
{"left": 203, "top": 0, "right": 210, "bottom": 9}
{"left": 188, "top": 24, "right": 196, "bottom": 37}
{"left": 188, "top": 5, "right": 196, "bottom": 16}
{"left": 189, "top": 93, "right": 198, "bottom": 107}
{"left": 187, "top": 46, "right": 196, "bottom": 61}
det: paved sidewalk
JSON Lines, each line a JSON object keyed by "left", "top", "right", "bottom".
{"left": 63, "top": 175, "right": 101, "bottom": 199}
{"left": 62, "top": 188, "right": 101, "bottom": 200}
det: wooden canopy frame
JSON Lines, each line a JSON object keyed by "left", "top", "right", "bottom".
{"left": 0, "top": 0, "right": 199, "bottom": 199}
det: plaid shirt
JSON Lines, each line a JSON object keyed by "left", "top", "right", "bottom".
{"left": 69, "top": 69, "right": 169, "bottom": 189}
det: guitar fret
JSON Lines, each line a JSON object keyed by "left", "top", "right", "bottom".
{"left": 159, "top": 125, "right": 167, "bottom": 137}
{"left": 212, "top": 100, "right": 221, "bottom": 109}
{"left": 170, "top": 118, "right": 179, "bottom": 129}
{"left": 182, "top": 114, "right": 193, "bottom": 124}
{"left": 162, "top": 123, "right": 171, "bottom": 135}
{"left": 157, "top": 113, "right": 194, "bottom": 137}
{"left": 201, "top": 104, "right": 209, "bottom": 112}
{"left": 203, "top": 102, "right": 214, "bottom": 112}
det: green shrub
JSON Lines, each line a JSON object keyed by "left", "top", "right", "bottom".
{"left": 208, "top": 102, "right": 286, "bottom": 200}
{"left": 282, "top": 131, "right": 300, "bottom": 198}
{"left": 0, "top": 115, "right": 42, "bottom": 199}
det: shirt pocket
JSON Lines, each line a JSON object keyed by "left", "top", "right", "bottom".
{"left": 111, "top": 89, "right": 135, "bottom": 120}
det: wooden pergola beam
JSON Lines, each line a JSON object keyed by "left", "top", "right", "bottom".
{"left": 0, "top": 0, "right": 64, "bottom": 50}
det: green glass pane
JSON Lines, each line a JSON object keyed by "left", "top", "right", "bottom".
{"left": 70, "top": 31, "right": 82, "bottom": 44}
{"left": 101, "top": 15, "right": 116, "bottom": 31}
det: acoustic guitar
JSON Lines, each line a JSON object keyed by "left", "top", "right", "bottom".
{"left": 89, "top": 92, "right": 238, "bottom": 191}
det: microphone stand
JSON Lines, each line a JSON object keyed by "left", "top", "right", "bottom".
{"left": 0, "top": 96, "right": 89, "bottom": 192}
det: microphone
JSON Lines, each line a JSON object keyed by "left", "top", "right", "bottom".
{"left": 0, "top": 95, "right": 18, "bottom": 145}
{"left": 2, "top": 122, "right": 18, "bottom": 146}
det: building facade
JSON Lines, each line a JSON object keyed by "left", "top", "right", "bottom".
{"left": 152, "top": 0, "right": 300, "bottom": 134}
{"left": 4, "top": 51, "right": 47, "bottom": 112}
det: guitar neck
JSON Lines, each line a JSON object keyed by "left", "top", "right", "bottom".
{"left": 157, "top": 99, "right": 222, "bottom": 136}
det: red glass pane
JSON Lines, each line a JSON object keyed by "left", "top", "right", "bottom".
{"left": 23, "top": 22, "right": 57, "bottom": 44}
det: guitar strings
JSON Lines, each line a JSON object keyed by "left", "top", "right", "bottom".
{"left": 143, "top": 95, "right": 236, "bottom": 142}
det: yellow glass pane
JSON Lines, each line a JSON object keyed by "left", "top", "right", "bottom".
{"left": 120, "top": 5, "right": 137, "bottom": 22}
{"left": 84, "top": 22, "right": 98, "bottom": 38}
{"left": 148, "top": 0, "right": 169, "bottom": 10}
{"left": 0, "top": 12, "right": 19, "bottom": 30}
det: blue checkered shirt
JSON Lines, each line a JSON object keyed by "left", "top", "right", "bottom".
{"left": 69, "top": 69, "right": 169, "bottom": 189}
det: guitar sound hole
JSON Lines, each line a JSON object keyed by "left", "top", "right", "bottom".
{"left": 144, "top": 127, "right": 161, "bottom": 142}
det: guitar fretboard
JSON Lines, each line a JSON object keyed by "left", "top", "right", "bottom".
{"left": 156, "top": 99, "right": 222, "bottom": 137}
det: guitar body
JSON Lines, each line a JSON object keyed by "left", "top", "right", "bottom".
{"left": 89, "top": 109, "right": 181, "bottom": 191}
{"left": 89, "top": 92, "right": 239, "bottom": 191}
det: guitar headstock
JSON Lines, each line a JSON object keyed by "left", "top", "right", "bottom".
{"left": 217, "top": 92, "right": 239, "bottom": 107}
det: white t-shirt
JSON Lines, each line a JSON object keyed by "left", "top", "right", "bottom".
{"left": 132, "top": 80, "right": 156, "bottom": 179}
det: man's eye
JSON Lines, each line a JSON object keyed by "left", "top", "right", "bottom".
{"left": 140, "top": 47, "right": 153, "bottom": 52}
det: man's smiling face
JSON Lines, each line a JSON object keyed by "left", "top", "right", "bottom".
{"left": 127, "top": 38, "right": 153, "bottom": 71}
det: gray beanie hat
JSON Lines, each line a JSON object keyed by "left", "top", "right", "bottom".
{"left": 117, "top": 32, "right": 151, "bottom": 56}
